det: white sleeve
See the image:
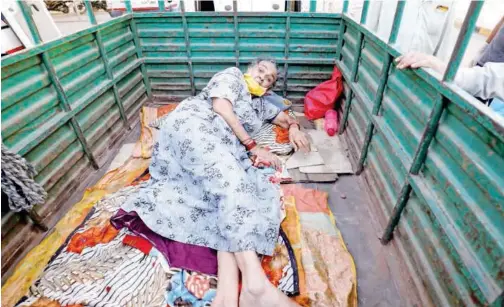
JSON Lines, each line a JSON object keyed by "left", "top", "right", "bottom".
{"left": 454, "top": 63, "right": 504, "bottom": 101}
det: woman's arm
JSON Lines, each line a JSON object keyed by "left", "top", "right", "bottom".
{"left": 271, "top": 110, "right": 298, "bottom": 128}
{"left": 396, "top": 52, "right": 504, "bottom": 100}
{"left": 212, "top": 97, "right": 282, "bottom": 169}
{"left": 212, "top": 97, "right": 251, "bottom": 143}
{"left": 272, "top": 111, "right": 310, "bottom": 152}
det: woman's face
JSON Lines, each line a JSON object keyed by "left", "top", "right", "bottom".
{"left": 248, "top": 61, "right": 277, "bottom": 89}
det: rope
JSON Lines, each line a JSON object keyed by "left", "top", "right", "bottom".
{"left": 1, "top": 144, "right": 47, "bottom": 212}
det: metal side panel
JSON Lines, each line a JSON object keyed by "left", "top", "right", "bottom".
{"left": 340, "top": 15, "right": 504, "bottom": 306}
{"left": 140, "top": 13, "right": 340, "bottom": 105}
{"left": 412, "top": 102, "right": 504, "bottom": 305}
{"left": 1, "top": 14, "right": 149, "bottom": 276}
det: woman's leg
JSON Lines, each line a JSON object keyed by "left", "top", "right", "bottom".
{"left": 235, "top": 251, "right": 299, "bottom": 307}
{"left": 211, "top": 251, "right": 239, "bottom": 307}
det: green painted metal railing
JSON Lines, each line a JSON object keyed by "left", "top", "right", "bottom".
{"left": 135, "top": 10, "right": 340, "bottom": 103}
{"left": 1, "top": 3, "right": 149, "bottom": 276}
{"left": 0, "top": 0, "right": 339, "bottom": 278}
{"left": 337, "top": 1, "right": 504, "bottom": 306}
{"left": 2, "top": 1, "right": 503, "bottom": 305}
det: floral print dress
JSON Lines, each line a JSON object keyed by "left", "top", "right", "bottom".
{"left": 121, "top": 67, "right": 283, "bottom": 256}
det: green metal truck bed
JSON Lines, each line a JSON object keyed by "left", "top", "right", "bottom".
{"left": 1, "top": 2, "right": 503, "bottom": 306}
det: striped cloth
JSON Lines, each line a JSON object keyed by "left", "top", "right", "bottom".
{"left": 254, "top": 110, "right": 296, "bottom": 155}
{"left": 17, "top": 182, "right": 299, "bottom": 307}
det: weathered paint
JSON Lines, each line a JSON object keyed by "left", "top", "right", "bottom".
{"left": 136, "top": 12, "right": 340, "bottom": 103}
{"left": 85, "top": 1, "right": 129, "bottom": 128}
{"left": 338, "top": 7, "right": 504, "bottom": 306}
{"left": 309, "top": 0, "right": 316, "bottom": 13}
{"left": 1, "top": 10, "right": 149, "bottom": 275}
{"left": 179, "top": 0, "right": 196, "bottom": 96}
{"left": 3, "top": 5, "right": 503, "bottom": 306}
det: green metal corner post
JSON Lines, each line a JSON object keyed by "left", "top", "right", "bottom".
{"left": 158, "top": 0, "right": 166, "bottom": 11}
{"left": 180, "top": 0, "right": 196, "bottom": 96}
{"left": 18, "top": 1, "right": 99, "bottom": 171}
{"left": 355, "top": 1, "right": 405, "bottom": 174}
{"left": 125, "top": 0, "right": 154, "bottom": 100}
{"left": 342, "top": 0, "right": 349, "bottom": 14}
{"left": 335, "top": 0, "right": 348, "bottom": 62}
{"left": 84, "top": 1, "right": 130, "bottom": 129}
{"left": 283, "top": 2, "right": 292, "bottom": 98}
{"left": 309, "top": 0, "right": 316, "bottom": 13}
{"left": 410, "top": 0, "right": 484, "bottom": 175}
{"left": 337, "top": 0, "right": 350, "bottom": 135}
{"left": 339, "top": 0, "right": 369, "bottom": 135}
{"left": 380, "top": 0, "right": 484, "bottom": 244}
{"left": 232, "top": 0, "right": 239, "bottom": 68}
{"left": 339, "top": 0, "right": 369, "bottom": 136}
{"left": 349, "top": 0, "right": 369, "bottom": 81}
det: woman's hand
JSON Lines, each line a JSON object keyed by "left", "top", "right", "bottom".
{"left": 289, "top": 127, "right": 310, "bottom": 152}
{"left": 250, "top": 147, "right": 282, "bottom": 170}
{"left": 395, "top": 52, "right": 447, "bottom": 74}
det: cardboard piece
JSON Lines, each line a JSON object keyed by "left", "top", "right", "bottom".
{"left": 299, "top": 130, "right": 354, "bottom": 174}
{"left": 285, "top": 150, "right": 324, "bottom": 169}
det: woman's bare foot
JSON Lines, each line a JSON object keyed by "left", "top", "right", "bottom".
{"left": 235, "top": 251, "right": 299, "bottom": 307}
{"left": 239, "top": 276, "right": 299, "bottom": 307}
{"left": 211, "top": 286, "right": 238, "bottom": 307}
{"left": 212, "top": 251, "right": 239, "bottom": 307}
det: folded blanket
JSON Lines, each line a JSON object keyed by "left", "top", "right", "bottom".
{"left": 111, "top": 209, "right": 218, "bottom": 275}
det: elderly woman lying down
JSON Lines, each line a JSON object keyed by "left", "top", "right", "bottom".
{"left": 120, "top": 58, "right": 309, "bottom": 307}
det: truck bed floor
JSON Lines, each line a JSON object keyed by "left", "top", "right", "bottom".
{"left": 307, "top": 177, "right": 422, "bottom": 306}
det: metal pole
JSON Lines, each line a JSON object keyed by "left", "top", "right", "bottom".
{"left": 360, "top": 0, "right": 369, "bottom": 25}
{"left": 337, "top": 0, "right": 354, "bottom": 135}
{"left": 18, "top": 1, "right": 42, "bottom": 44}
{"left": 335, "top": 0, "right": 346, "bottom": 62}
{"left": 381, "top": 0, "right": 484, "bottom": 244}
{"left": 310, "top": 0, "right": 316, "bottom": 13}
{"left": 180, "top": 0, "right": 195, "bottom": 96}
{"left": 128, "top": 17, "right": 154, "bottom": 99}
{"left": 84, "top": 0, "right": 97, "bottom": 25}
{"left": 350, "top": 35, "right": 364, "bottom": 82}
{"left": 381, "top": 184, "right": 412, "bottom": 244}
{"left": 443, "top": 1, "right": 484, "bottom": 82}
{"left": 233, "top": 0, "right": 239, "bottom": 68}
{"left": 410, "top": 1, "right": 483, "bottom": 174}
{"left": 124, "top": 0, "right": 133, "bottom": 13}
{"left": 355, "top": 0, "right": 405, "bottom": 172}
{"left": 283, "top": 3, "right": 291, "bottom": 98}
{"left": 158, "top": 0, "right": 165, "bottom": 11}
{"left": 19, "top": 1, "right": 99, "bottom": 170}
{"left": 84, "top": 1, "right": 130, "bottom": 128}
{"left": 3, "top": 3, "right": 51, "bottom": 232}
{"left": 356, "top": 51, "right": 391, "bottom": 172}
{"left": 339, "top": 93, "right": 353, "bottom": 135}
{"left": 388, "top": 0, "right": 405, "bottom": 45}
{"left": 343, "top": 0, "right": 349, "bottom": 14}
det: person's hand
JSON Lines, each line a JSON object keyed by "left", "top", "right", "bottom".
{"left": 395, "top": 52, "right": 446, "bottom": 74}
{"left": 289, "top": 127, "right": 310, "bottom": 152}
{"left": 250, "top": 147, "right": 282, "bottom": 170}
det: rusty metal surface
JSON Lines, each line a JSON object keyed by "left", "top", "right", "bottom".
{"left": 136, "top": 12, "right": 340, "bottom": 104}
{"left": 3, "top": 8, "right": 504, "bottom": 306}
{"left": 339, "top": 15, "right": 504, "bottom": 306}
{"left": 1, "top": 14, "right": 148, "bottom": 276}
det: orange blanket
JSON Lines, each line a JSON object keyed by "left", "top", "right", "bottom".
{"left": 2, "top": 105, "right": 357, "bottom": 307}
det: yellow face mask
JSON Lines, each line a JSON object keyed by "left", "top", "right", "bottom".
{"left": 244, "top": 73, "right": 267, "bottom": 97}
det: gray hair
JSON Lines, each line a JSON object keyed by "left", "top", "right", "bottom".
{"left": 247, "top": 57, "right": 279, "bottom": 88}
